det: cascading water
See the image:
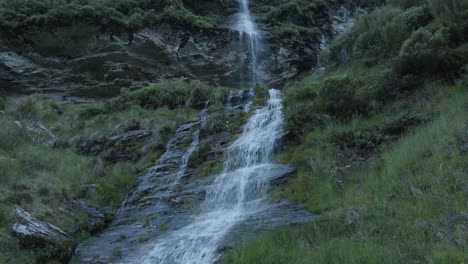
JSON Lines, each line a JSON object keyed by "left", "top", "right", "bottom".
{"left": 233, "top": 0, "right": 261, "bottom": 87}
{"left": 75, "top": 1, "right": 313, "bottom": 262}
{"left": 139, "top": 89, "right": 285, "bottom": 264}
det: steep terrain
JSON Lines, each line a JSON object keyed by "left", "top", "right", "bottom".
{"left": 0, "top": 0, "right": 467, "bottom": 263}
{"left": 0, "top": 0, "right": 371, "bottom": 99}
{"left": 222, "top": 0, "right": 468, "bottom": 263}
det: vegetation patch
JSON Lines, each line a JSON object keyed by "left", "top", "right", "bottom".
{"left": 223, "top": 0, "right": 468, "bottom": 263}
{"left": 0, "top": 80, "right": 222, "bottom": 263}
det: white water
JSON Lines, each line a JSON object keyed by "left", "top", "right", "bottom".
{"left": 136, "top": 2, "right": 280, "bottom": 263}
{"left": 232, "top": 0, "right": 261, "bottom": 86}
{"left": 139, "top": 89, "right": 284, "bottom": 264}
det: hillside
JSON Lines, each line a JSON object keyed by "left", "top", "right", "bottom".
{"left": 0, "top": 0, "right": 467, "bottom": 263}
{"left": 223, "top": 0, "right": 468, "bottom": 263}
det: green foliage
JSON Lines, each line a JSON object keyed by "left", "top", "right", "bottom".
{"left": 429, "top": 0, "right": 468, "bottom": 17}
{"left": 283, "top": 75, "right": 371, "bottom": 140}
{"left": 226, "top": 81, "right": 468, "bottom": 264}
{"left": 0, "top": 0, "right": 213, "bottom": 57}
{"left": 0, "top": 81, "right": 208, "bottom": 262}
{"left": 78, "top": 81, "right": 227, "bottom": 120}
{"left": 263, "top": 0, "right": 324, "bottom": 27}
{"left": 397, "top": 5, "right": 433, "bottom": 30}
{"left": 108, "top": 81, "right": 227, "bottom": 112}
{"left": 352, "top": 7, "right": 410, "bottom": 58}
{"left": 398, "top": 27, "right": 465, "bottom": 77}
{"left": 316, "top": 76, "right": 371, "bottom": 119}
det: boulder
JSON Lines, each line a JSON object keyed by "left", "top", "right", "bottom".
{"left": 11, "top": 206, "right": 76, "bottom": 263}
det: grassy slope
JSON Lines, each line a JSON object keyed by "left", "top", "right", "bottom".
{"left": 223, "top": 0, "right": 468, "bottom": 263}
{"left": 0, "top": 81, "right": 224, "bottom": 263}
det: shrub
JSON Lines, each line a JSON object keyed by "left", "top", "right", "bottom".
{"left": 398, "top": 27, "right": 464, "bottom": 78}
{"left": 429, "top": 0, "right": 468, "bottom": 18}
{"left": 317, "top": 76, "right": 371, "bottom": 119}
{"left": 284, "top": 101, "right": 324, "bottom": 141}
{"left": 352, "top": 7, "right": 410, "bottom": 58}
{"left": 397, "top": 5, "right": 433, "bottom": 30}
{"left": 330, "top": 6, "right": 412, "bottom": 63}
{"left": 376, "top": 69, "right": 422, "bottom": 101}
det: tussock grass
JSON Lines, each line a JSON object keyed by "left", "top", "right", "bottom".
{"left": 0, "top": 81, "right": 223, "bottom": 263}
{"left": 224, "top": 82, "right": 467, "bottom": 263}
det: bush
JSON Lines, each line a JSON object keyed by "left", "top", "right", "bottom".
{"left": 317, "top": 76, "right": 371, "bottom": 119}
{"left": 330, "top": 6, "right": 412, "bottom": 63}
{"left": 284, "top": 101, "right": 324, "bottom": 141}
{"left": 429, "top": 0, "right": 468, "bottom": 18}
{"left": 352, "top": 7, "right": 410, "bottom": 58}
{"left": 283, "top": 76, "right": 371, "bottom": 140}
{"left": 376, "top": 69, "right": 422, "bottom": 101}
{"left": 397, "top": 5, "right": 433, "bottom": 30}
{"left": 398, "top": 27, "right": 464, "bottom": 78}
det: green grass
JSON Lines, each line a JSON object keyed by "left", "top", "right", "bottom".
{"left": 224, "top": 81, "right": 467, "bottom": 263}
{"left": 0, "top": 81, "right": 224, "bottom": 263}
{"left": 223, "top": 0, "right": 467, "bottom": 259}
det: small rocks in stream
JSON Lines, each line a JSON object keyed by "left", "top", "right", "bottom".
{"left": 11, "top": 206, "right": 76, "bottom": 263}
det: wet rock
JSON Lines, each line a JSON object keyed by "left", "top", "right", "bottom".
{"left": 75, "top": 200, "right": 108, "bottom": 234}
{"left": 73, "top": 129, "right": 151, "bottom": 162}
{"left": 104, "top": 129, "right": 152, "bottom": 162}
{"left": 11, "top": 206, "right": 76, "bottom": 263}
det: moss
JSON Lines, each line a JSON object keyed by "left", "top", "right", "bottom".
{"left": 159, "top": 221, "right": 170, "bottom": 231}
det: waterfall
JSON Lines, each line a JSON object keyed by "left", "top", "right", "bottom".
{"left": 233, "top": 0, "right": 261, "bottom": 87}
{"left": 75, "top": 2, "right": 315, "bottom": 262}
{"left": 139, "top": 90, "right": 284, "bottom": 264}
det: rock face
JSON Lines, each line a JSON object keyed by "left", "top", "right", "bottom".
{"left": 1, "top": 26, "right": 290, "bottom": 98}
{"left": 11, "top": 206, "right": 76, "bottom": 263}
{"left": 0, "top": 2, "right": 359, "bottom": 100}
{"left": 75, "top": 200, "right": 114, "bottom": 235}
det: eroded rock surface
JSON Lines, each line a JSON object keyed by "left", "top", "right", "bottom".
{"left": 11, "top": 206, "right": 76, "bottom": 263}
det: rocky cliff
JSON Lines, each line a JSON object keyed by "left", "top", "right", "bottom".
{"left": 0, "top": 0, "right": 372, "bottom": 100}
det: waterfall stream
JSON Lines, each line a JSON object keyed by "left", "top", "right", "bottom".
{"left": 138, "top": 3, "right": 284, "bottom": 263}
{"left": 75, "top": 1, "right": 313, "bottom": 263}
{"left": 139, "top": 89, "right": 285, "bottom": 264}
{"left": 233, "top": 0, "right": 260, "bottom": 87}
